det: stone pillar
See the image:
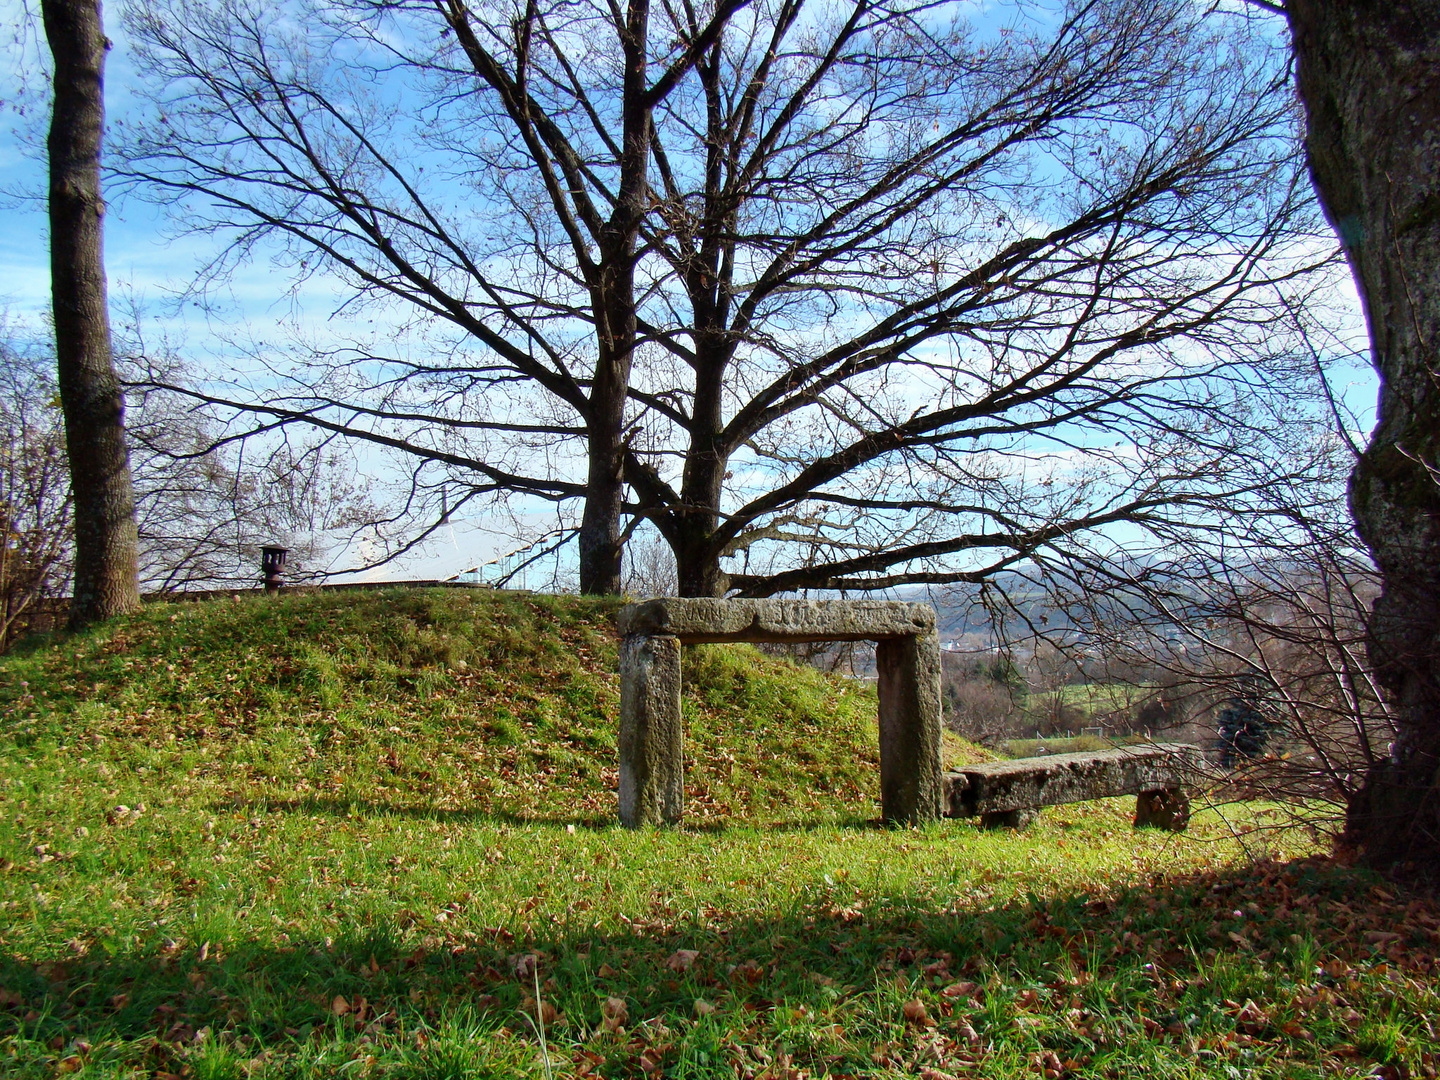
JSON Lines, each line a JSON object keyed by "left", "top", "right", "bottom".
{"left": 618, "top": 634, "right": 683, "bottom": 827}
{"left": 875, "top": 632, "right": 944, "bottom": 824}
{"left": 1134, "top": 789, "right": 1190, "bottom": 831}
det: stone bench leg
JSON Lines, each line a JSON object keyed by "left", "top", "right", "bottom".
{"left": 619, "top": 634, "right": 683, "bottom": 827}
{"left": 1134, "top": 789, "right": 1190, "bottom": 831}
{"left": 980, "top": 808, "right": 1039, "bottom": 829}
{"left": 876, "top": 632, "right": 944, "bottom": 824}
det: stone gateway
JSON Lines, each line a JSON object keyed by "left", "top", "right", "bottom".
{"left": 616, "top": 598, "right": 943, "bottom": 827}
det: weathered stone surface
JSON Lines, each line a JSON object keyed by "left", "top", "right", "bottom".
{"left": 618, "top": 633, "right": 683, "bottom": 827}
{"left": 876, "top": 633, "right": 944, "bottom": 823}
{"left": 980, "top": 808, "right": 1038, "bottom": 829}
{"left": 1134, "top": 788, "right": 1191, "bottom": 831}
{"left": 617, "top": 598, "right": 934, "bottom": 643}
{"left": 944, "top": 743, "right": 1201, "bottom": 825}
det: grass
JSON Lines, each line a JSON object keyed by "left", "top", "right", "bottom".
{"left": 1020, "top": 684, "right": 1152, "bottom": 733}
{"left": 1, "top": 587, "right": 1437, "bottom": 1079}
{"left": 999, "top": 736, "right": 1150, "bottom": 759}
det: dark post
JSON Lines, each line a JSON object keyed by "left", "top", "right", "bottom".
{"left": 261, "top": 546, "right": 288, "bottom": 593}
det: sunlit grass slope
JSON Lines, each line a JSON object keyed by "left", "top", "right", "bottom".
{"left": 1, "top": 588, "right": 1436, "bottom": 1079}
{"left": 0, "top": 587, "right": 915, "bottom": 828}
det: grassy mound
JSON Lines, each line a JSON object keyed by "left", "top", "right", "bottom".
{"left": 2, "top": 588, "right": 1436, "bottom": 1080}
{"left": 1, "top": 587, "right": 945, "bottom": 828}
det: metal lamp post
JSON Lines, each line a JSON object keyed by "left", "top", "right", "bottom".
{"left": 261, "top": 546, "right": 289, "bottom": 594}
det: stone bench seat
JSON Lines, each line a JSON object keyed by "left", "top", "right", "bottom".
{"left": 943, "top": 743, "right": 1202, "bottom": 830}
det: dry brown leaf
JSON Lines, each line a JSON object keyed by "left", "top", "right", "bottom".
{"left": 732, "top": 959, "right": 764, "bottom": 984}
{"left": 331, "top": 995, "right": 350, "bottom": 1016}
{"left": 666, "top": 949, "right": 699, "bottom": 972}
{"left": 573, "top": 1049, "right": 604, "bottom": 1077}
{"left": 941, "top": 980, "right": 979, "bottom": 1001}
{"left": 902, "top": 998, "right": 934, "bottom": 1028}
{"left": 601, "top": 995, "right": 628, "bottom": 1033}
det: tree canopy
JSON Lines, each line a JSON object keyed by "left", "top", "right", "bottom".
{"left": 122, "top": 0, "right": 1342, "bottom": 596}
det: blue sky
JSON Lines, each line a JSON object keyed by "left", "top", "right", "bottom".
{"left": 0, "top": 0, "right": 1382, "bottom": 590}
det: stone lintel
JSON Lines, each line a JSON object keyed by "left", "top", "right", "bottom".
{"left": 618, "top": 597, "right": 934, "bottom": 643}
{"left": 943, "top": 743, "right": 1200, "bottom": 818}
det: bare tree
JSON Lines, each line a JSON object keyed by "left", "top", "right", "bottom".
{"left": 622, "top": 526, "right": 678, "bottom": 598}
{"left": 43, "top": 0, "right": 141, "bottom": 626}
{"left": 1065, "top": 510, "right": 1394, "bottom": 828}
{"left": 0, "top": 334, "right": 73, "bottom": 650}
{"left": 1280, "top": 0, "right": 1440, "bottom": 872}
{"left": 119, "top": 0, "right": 1337, "bottom": 597}
{"left": 125, "top": 357, "right": 385, "bottom": 590}
{"left": 0, "top": 331, "right": 388, "bottom": 630}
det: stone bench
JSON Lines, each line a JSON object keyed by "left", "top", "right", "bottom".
{"left": 943, "top": 743, "right": 1202, "bottom": 830}
{"left": 617, "top": 598, "right": 943, "bottom": 827}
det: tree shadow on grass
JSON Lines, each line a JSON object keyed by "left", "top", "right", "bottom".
{"left": 1, "top": 859, "right": 1434, "bottom": 1078}
{"left": 205, "top": 795, "right": 883, "bottom": 834}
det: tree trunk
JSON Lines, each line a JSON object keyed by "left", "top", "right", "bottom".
{"left": 578, "top": 354, "right": 627, "bottom": 596}
{"left": 675, "top": 363, "right": 728, "bottom": 598}
{"left": 577, "top": 0, "right": 655, "bottom": 597}
{"left": 43, "top": 0, "right": 140, "bottom": 628}
{"left": 1288, "top": 0, "right": 1440, "bottom": 873}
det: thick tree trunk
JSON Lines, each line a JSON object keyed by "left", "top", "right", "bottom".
{"left": 1288, "top": 1, "right": 1440, "bottom": 874}
{"left": 578, "top": 354, "right": 627, "bottom": 595}
{"left": 675, "top": 364, "right": 728, "bottom": 598}
{"left": 577, "top": 0, "right": 654, "bottom": 597}
{"left": 43, "top": 0, "right": 140, "bottom": 628}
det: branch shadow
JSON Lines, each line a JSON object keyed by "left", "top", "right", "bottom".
{"left": 203, "top": 795, "right": 885, "bottom": 834}
{"left": 1, "top": 857, "right": 1428, "bottom": 1078}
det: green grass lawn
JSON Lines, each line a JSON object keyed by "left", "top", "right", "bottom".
{"left": 1, "top": 589, "right": 1436, "bottom": 1079}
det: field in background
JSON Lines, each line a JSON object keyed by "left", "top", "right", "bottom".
{"left": 1, "top": 589, "right": 1436, "bottom": 1078}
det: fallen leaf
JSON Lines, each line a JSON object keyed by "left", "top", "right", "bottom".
{"left": 666, "top": 949, "right": 699, "bottom": 972}
{"left": 331, "top": 995, "right": 350, "bottom": 1016}
{"left": 732, "top": 959, "right": 764, "bottom": 984}
{"left": 596, "top": 963, "right": 617, "bottom": 978}
{"left": 903, "top": 998, "right": 934, "bottom": 1028}
{"left": 693, "top": 999, "right": 716, "bottom": 1017}
{"left": 941, "top": 980, "right": 980, "bottom": 1002}
{"left": 1035, "top": 1049, "right": 1065, "bottom": 1078}
{"left": 601, "top": 995, "right": 628, "bottom": 1033}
